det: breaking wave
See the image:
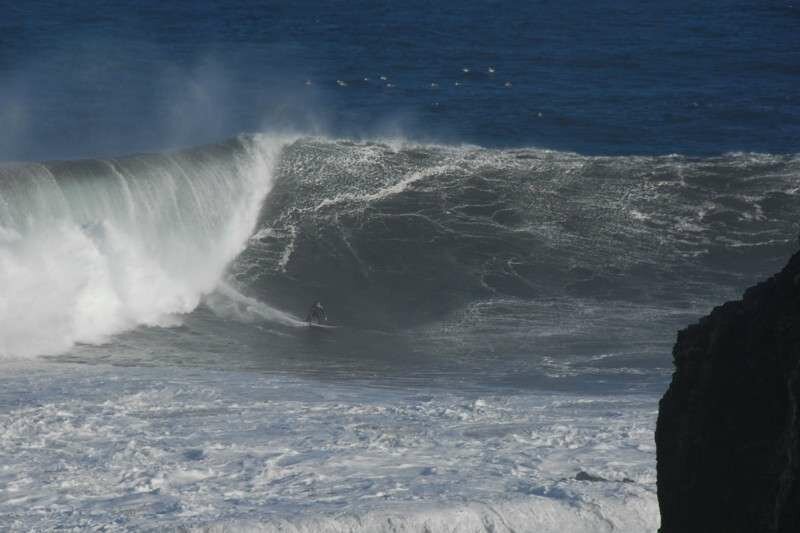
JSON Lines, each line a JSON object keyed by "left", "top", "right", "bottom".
{"left": 1, "top": 135, "right": 798, "bottom": 360}
{"left": 0, "top": 135, "right": 288, "bottom": 358}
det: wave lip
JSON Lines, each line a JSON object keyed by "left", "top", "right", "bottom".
{"left": 0, "top": 134, "right": 289, "bottom": 359}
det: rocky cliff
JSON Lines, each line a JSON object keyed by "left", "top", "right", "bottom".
{"left": 657, "top": 249, "right": 800, "bottom": 532}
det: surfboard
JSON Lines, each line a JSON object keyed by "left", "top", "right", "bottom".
{"left": 307, "top": 322, "right": 338, "bottom": 329}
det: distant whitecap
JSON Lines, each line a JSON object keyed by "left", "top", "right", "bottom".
{"left": 379, "top": 75, "right": 387, "bottom": 81}
{"left": 504, "top": 81, "right": 512, "bottom": 87}
{"left": 337, "top": 80, "right": 347, "bottom": 87}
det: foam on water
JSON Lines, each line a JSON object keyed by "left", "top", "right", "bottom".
{"left": 0, "top": 363, "right": 660, "bottom": 532}
{"left": 0, "top": 135, "right": 289, "bottom": 358}
{"left": 206, "top": 282, "right": 307, "bottom": 327}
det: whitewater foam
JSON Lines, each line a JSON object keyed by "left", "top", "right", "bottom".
{"left": 313, "top": 165, "right": 457, "bottom": 212}
{"left": 206, "top": 282, "right": 306, "bottom": 327}
{"left": 0, "top": 362, "right": 660, "bottom": 532}
{"left": 0, "top": 135, "right": 289, "bottom": 358}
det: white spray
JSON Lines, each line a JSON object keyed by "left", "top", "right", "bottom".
{"left": 0, "top": 134, "right": 289, "bottom": 358}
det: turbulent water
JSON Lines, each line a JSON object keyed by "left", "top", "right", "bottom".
{"left": 1, "top": 135, "right": 798, "bottom": 530}
{"left": 2, "top": 0, "right": 798, "bottom": 529}
{"left": 0, "top": 135, "right": 289, "bottom": 357}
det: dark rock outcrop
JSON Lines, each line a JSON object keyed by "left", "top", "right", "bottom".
{"left": 657, "top": 250, "right": 800, "bottom": 532}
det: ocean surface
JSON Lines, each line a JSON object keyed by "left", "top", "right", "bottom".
{"left": 1, "top": 1, "right": 798, "bottom": 531}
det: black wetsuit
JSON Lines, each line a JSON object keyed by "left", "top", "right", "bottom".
{"left": 306, "top": 303, "right": 327, "bottom": 324}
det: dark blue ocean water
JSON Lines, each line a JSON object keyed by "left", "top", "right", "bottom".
{"left": 2, "top": 0, "right": 798, "bottom": 160}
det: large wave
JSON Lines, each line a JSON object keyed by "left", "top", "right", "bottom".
{"left": 1, "top": 135, "right": 798, "bottom": 362}
{"left": 0, "top": 135, "right": 288, "bottom": 358}
{"left": 237, "top": 139, "right": 800, "bottom": 329}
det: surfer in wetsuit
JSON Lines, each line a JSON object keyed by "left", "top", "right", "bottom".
{"left": 306, "top": 301, "right": 327, "bottom": 325}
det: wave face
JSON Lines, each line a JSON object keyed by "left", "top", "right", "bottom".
{"left": 237, "top": 138, "right": 799, "bottom": 330}
{"left": 181, "top": 137, "right": 798, "bottom": 388}
{"left": 0, "top": 135, "right": 285, "bottom": 358}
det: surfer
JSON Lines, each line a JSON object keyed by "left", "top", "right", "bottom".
{"left": 306, "top": 301, "right": 327, "bottom": 325}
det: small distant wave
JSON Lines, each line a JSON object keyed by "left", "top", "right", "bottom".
{"left": 195, "top": 493, "right": 659, "bottom": 532}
